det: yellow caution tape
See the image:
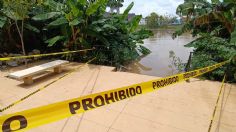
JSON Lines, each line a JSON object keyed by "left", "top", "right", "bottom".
{"left": 0, "top": 48, "right": 94, "bottom": 61}
{"left": 0, "top": 58, "right": 97, "bottom": 113}
{"left": 0, "top": 60, "right": 229, "bottom": 132}
{"left": 208, "top": 74, "right": 226, "bottom": 132}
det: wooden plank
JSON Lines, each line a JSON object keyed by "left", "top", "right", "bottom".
{"left": 8, "top": 60, "right": 69, "bottom": 79}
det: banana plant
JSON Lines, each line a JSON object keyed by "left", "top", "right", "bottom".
{"left": 175, "top": 0, "right": 236, "bottom": 81}
{"left": 32, "top": 0, "right": 152, "bottom": 66}
{"left": 176, "top": 0, "right": 211, "bottom": 21}
{"left": 175, "top": 0, "right": 236, "bottom": 37}
{"left": 32, "top": 0, "right": 108, "bottom": 50}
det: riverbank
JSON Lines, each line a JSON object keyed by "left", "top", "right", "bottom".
{"left": 0, "top": 62, "right": 235, "bottom": 132}
{"left": 139, "top": 25, "right": 183, "bottom": 30}
{"left": 127, "top": 29, "right": 194, "bottom": 77}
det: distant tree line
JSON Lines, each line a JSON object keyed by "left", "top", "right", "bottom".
{"left": 145, "top": 12, "right": 179, "bottom": 28}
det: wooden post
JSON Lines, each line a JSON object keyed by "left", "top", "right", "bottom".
{"left": 185, "top": 52, "right": 193, "bottom": 83}
{"left": 23, "top": 76, "right": 33, "bottom": 85}
{"left": 54, "top": 66, "right": 62, "bottom": 73}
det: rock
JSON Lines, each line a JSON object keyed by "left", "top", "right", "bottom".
{"left": 8, "top": 53, "right": 22, "bottom": 57}
{"left": 3, "top": 52, "right": 8, "bottom": 56}
{"left": 31, "top": 49, "right": 41, "bottom": 60}
{"left": 6, "top": 61, "right": 18, "bottom": 67}
{"left": 6, "top": 53, "right": 24, "bottom": 65}
{"left": 18, "top": 59, "right": 28, "bottom": 64}
{"left": 32, "top": 49, "right": 40, "bottom": 54}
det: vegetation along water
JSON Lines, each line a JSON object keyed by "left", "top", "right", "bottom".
{"left": 0, "top": 0, "right": 236, "bottom": 82}
{"left": 0, "top": 0, "right": 152, "bottom": 67}
{"left": 127, "top": 30, "right": 194, "bottom": 77}
{"left": 173, "top": 0, "right": 236, "bottom": 82}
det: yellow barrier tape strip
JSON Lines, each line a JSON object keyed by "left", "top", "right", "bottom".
{"left": 208, "top": 75, "right": 226, "bottom": 132}
{"left": 0, "top": 48, "right": 94, "bottom": 61}
{"left": 0, "top": 61, "right": 229, "bottom": 132}
{"left": 0, "top": 58, "right": 96, "bottom": 113}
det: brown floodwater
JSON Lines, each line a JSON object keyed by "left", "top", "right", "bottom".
{"left": 127, "top": 29, "right": 195, "bottom": 77}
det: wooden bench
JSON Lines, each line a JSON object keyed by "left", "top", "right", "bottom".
{"left": 8, "top": 60, "right": 69, "bottom": 85}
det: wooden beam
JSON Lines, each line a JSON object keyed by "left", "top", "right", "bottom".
{"left": 54, "top": 66, "right": 62, "bottom": 74}
{"left": 23, "top": 76, "right": 33, "bottom": 85}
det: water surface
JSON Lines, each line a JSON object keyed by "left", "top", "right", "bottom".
{"left": 127, "top": 30, "right": 195, "bottom": 77}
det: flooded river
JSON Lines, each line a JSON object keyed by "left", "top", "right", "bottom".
{"left": 127, "top": 30, "right": 195, "bottom": 77}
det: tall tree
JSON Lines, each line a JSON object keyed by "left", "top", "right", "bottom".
{"left": 1, "top": 0, "right": 39, "bottom": 64}
{"left": 145, "top": 12, "right": 159, "bottom": 28}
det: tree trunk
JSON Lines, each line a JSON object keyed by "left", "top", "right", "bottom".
{"left": 15, "top": 20, "right": 27, "bottom": 66}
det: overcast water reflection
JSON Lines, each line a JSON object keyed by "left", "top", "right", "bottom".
{"left": 127, "top": 30, "right": 195, "bottom": 77}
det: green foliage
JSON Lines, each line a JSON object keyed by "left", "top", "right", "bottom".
{"left": 175, "top": 0, "right": 236, "bottom": 82}
{"left": 24, "top": 24, "right": 40, "bottom": 33}
{"left": 121, "top": 2, "right": 133, "bottom": 19}
{"left": 0, "top": 16, "right": 7, "bottom": 28}
{"left": 175, "top": 0, "right": 236, "bottom": 37}
{"left": 107, "top": 0, "right": 124, "bottom": 8}
{"left": 85, "top": 10, "right": 153, "bottom": 66}
{"left": 32, "top": 12, "right": 61, "bottom": 21}
{"left": 86, "top": 0, "right": 107, "bottom": 16}
{"left": 145, "top": 12, "right": 178, "bottom": 29}
{"left": 0, "top": 0, "right": 152, "bottom": 67}
{"left": 0, "top": 0, "right": 40, "bottom": 58}
{"left": 230, "top": 27, "right": 236, "bottom": 44}
{"left": 48, "top": 17, "right": 68, "bottom": 27}
{"left": 2, "top": 0, "right": 32, "bottom": 20}
{"left": 168, "top": 50, "right": 185, "bottom": 74}
{"left": 186, "top": 36, "right": 236, "bottom": 81}
{"left": 145, "top": 12, "right": 159, "bottom": 28}
{"left": 45, "top": 36, "right": 65, "bottom": 47}
{"left": 129, "top": 15, "right": 142, "bottom": 32}
{"left": 138, "top": 45, "right": 151, "bottom": 55}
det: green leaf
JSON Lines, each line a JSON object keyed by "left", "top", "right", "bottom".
{"left": 43, "top": 0, "right": 65, "bottom": 11}
{"left": 67, "top": 0, "right": 81, "bottom": 17}
{"left": 78, "top": 0, "right": 87, "bottom": 5}
{"left": 24, "top": 24, "right": 40, "bottom": 33}
{"left": 48, "top": 17, "right": 68, "bottom": 27}
{"left": 85, "top": 29, "right": 110, "bottom": 46}
{"left": 0, "top": 16, "right": 7, "bottom": 28}
{"left": 94, "top": 26, "right": 102, "bottom": 32}
{"left": 129, "top": 15, "right": 142, "bottom": 32}
{"left": 92, "top": 19, "right": 106, "bottom": 24}
{"left": 122, "top": 2, "right": 134, "bottom": 19}
{"left": 32, "top": 12, "right": 61, "bottom": 21}
{"left": 138, "top": 45, "right": 151, "bottom": 55}
{"left": 86, "top": 0, "right": 106, "bottom": 16}
{"left": 103, "top": 24, "right": 117, "bottom": 30}
{"left": 69, "top": 18, "right": 81, "bottom": 26}
{"left": 230, "top": 27, "right": 236, "bottom": 44}
{"left": 3, "top": 1, "right": 30, "bottom": 20}
{"left": 211, "top": 0, "right": 220, "bottom": 4}
{"left": 45, "top": 36, "right": 65, "bottom": 47}
{"left": 78, "top": 37, "right": 91, "bottom": 48}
